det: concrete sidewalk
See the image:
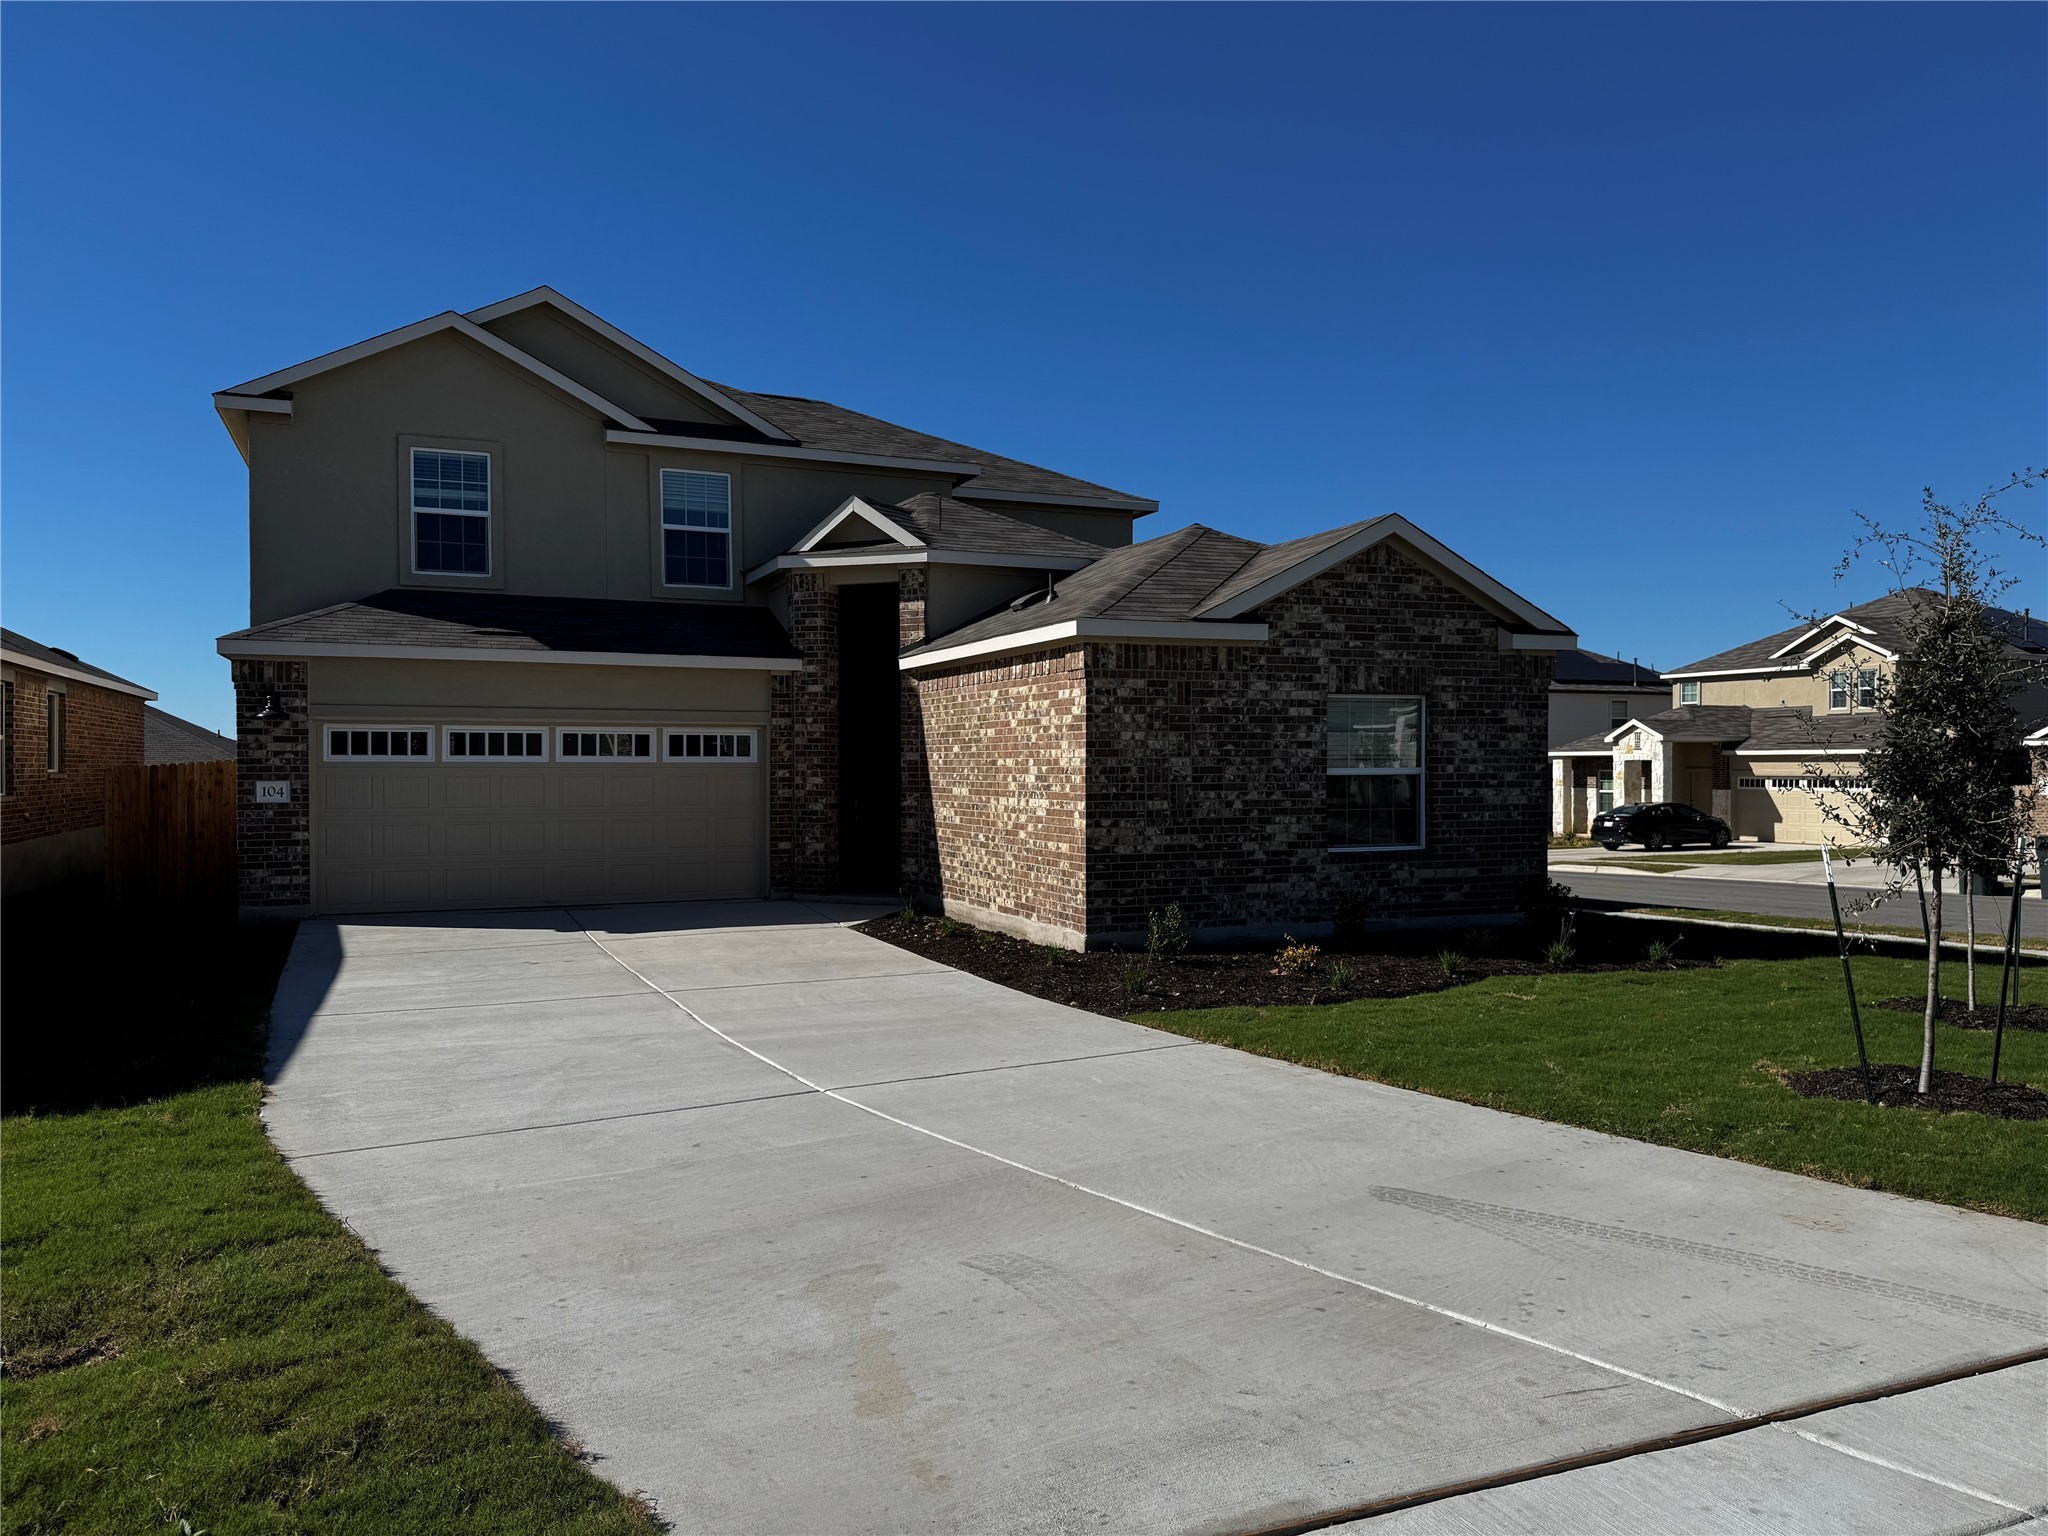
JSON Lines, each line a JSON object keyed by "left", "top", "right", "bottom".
{"left": 264, "top": 901, "right": 2047, "bottom": 1534}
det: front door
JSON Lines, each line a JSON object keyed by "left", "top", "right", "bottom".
{"left": 1686, "top": 767, "right": 1712, "bottom": 812}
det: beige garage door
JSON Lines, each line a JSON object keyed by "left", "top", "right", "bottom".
{"left": 313, "top": 728, "right": 764, "bottom": 915}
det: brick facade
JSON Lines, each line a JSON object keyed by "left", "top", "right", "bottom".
{"left": 231, "top": 659, "right": 311, "bottom": 915}
{"left": 1, "top": 669, "right": 144, "bottom": 849}
{"left": 781, "top": 572, "right": 840, "bottom": 894}
{"left": 905, "top": 543, "right": 1552, "bottom": 947}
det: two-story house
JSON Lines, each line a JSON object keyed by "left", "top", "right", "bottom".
{"left": 1547, "top": 592, "right": 2048, "bottom": 842}
{"left": 216, "top": 288, "right": 1576, "bottom": 946}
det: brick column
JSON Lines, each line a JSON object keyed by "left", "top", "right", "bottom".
{"left": 767, "top": 672, "right": 796, "bottom": 895}
{"left": 232, "top": 658, "right": 310, "bottom": 918}
{"left": 898, "top": 567, "right": 930, "bottom": 904}
{"left": 786, "top": 572, "right": 839, "bottom": 893}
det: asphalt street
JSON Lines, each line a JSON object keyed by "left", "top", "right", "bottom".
{"left": 1555, "top": 869, "right": 2048, "bottom": 940}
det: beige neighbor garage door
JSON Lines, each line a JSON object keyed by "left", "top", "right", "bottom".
{"left": 313, "top": 726, "right": 764, "bottom": 915}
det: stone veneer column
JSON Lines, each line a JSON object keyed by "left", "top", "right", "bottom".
{"left": 786, "top": 571, "right": 839, "bottom": 893}
{"left": 897, "top": 567, "right": 929, "bottom": 903}
{"left": 231, "top": 658, "right": 311, "bottom": 917}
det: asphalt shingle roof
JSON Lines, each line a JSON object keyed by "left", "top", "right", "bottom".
{"left": 704, "top": 385, "right": 1150, "bottom": 506}
{"left": 1671, "top": 590, "right": 2048, "bottom": 676}
{"left": 0, "top": 627, "right": 151, "bottom": 694}
{"left": 1554, "top": 704, "right": 1882, "bottom": 757}
{"left": 145, "top": 705, "right": 235, "bottom": 764}
{"left": 1551, "top": 648, "right": 1666, "bottom": 687}
{"left": 870, "top": 493, "right": 1107, "bottom": 561}
{"left": 223, "top": 590, "right": 801, "bottom": 660}
{"left": 1189, "top": 520, "right": 1384, "bottom": 617}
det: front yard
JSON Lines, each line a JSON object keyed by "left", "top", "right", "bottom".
{"left": 865, "top": 913, "right": 2048, "bottom": 1221}
{"left": 0, "top": 895, "right": 656, "bottom": 1535}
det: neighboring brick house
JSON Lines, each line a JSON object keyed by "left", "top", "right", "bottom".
{"left": 213, "top": 288, "right": 1576, "bottom": 943}
{"left": 1548, "top": 592, "right": 2048, "bottom": 843}
{"left": 1, "top": 629, "right": 157, "bottom": 896}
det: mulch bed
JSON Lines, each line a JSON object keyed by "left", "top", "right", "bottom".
{"left": 1873, "top": 997, "right": 2048, "bottom": 1033}
{"left": 1784, "top": 1064, "right": 2048, "bottom": 1120}
{"left": 855, "top": 911, "right": 1704, "bottom": 1016}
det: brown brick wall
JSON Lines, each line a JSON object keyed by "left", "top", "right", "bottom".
{"left": 904, "top": 645, "right": 1088, "bottom": 937}
{"left": 1, "top": 670, "right": 144, "bottom": 846}
{"left": 785, "top": 572, "right": 839, "bottom": 893}
{"left": 907, "top": 542, "right": 1552, "bottom": 945}
{"left": 232, "top": 659, "right": 311, "bottom": 913}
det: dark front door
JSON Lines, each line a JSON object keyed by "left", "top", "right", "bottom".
{"left": 836, "top": 582, "right": 901, "bottom": 892}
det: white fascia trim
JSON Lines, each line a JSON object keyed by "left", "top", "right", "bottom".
{"left": 463, "top": 287, "right": 797, "bottom": 443}
{"left": 1500, "top": 629, "right": 1580, "bottom": 652}
{"left": 216, "top": 639, "right": 801, "bottom": 672}
{"left": 900, "top": 619, "right": 1268, "bottom": 672}
{"left": 222, "top": 313, "right": 656, "bottom": 431}
{"left": 746, "top": 549, "right": 1094, "bottom": 583}
{"left": 212, "top": 393, "right": 293, "bottom": 415}
{"left": 1739, "top": 746, "right": 1869, "bottom": 756}
{"left": 0, "top": 649, "right": 157, "bottom": 700}
{"left": 1602, "top": 718, "right": 1662, "bottom": 743}
{"left": 1798, "top": 634, "right": 1899, "bottom": 665}
{"left": 605, "top": 428, "right": 980, "bottom": 478}
{"left": 790, "top": 496, "right": 926, "bottom": 554}
{"left": 958, "top": 487, "right": 1160, "bottom": 514}
{"left": 1662, "top": 664, "right": 1809, "bottom": 680}
{"left": 1766, "top": 614, "right": 1878, "bottom": 661}
{"left": 1193, "top": 514, "right": 1572, "bottom": 636}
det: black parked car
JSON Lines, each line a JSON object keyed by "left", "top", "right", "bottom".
{"left": 1591, "top": 802, "right": 1731, "bottom": 851}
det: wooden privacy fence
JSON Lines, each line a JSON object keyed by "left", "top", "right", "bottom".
{"left": 104, "top": 761, "right": 235, "bottom": 917}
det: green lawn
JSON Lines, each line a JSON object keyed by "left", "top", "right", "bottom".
{"left": 1, "top": 896, "right": 657, "bottom": 1535}
{"left": 1141, "top": 953, "right": 2048, "bottom": 1222}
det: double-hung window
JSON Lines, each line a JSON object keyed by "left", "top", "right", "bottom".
{"left": 1855, "top": 668, "right": 1877, "bottom": 709}
{"left": 661, "top": 470, "right": 732, "bottom": 589}
{"left": 412, "top": 449, "right": 491, "bottom": 575}
{"left": 1609, "top": 698, "right": 1630, "bottom": 729}
{"left": 1327, "top": 696, "right": 1424, "bottom": 850}
{"left": 1828, "top": 670, "right": 1850, "bottom": 711}
{"left": 1679, "top": 681, "right": 1700, "bottom": 705}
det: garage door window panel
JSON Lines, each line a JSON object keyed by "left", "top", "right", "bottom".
{"left": 325, "top": 726, "right": 434, "bottom": 761}
{"left": 664, "top": 728, "right": 757, "bottom": 762}
{"left": 558, "top": 729, "right": 654, "bottom": 760}
{"left": 445, "top": 728, "right": 548, "bottom": 761}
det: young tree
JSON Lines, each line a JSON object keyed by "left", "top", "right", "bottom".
{"left": 1802, "top": 473, "right": 2043, "bottom": 1094}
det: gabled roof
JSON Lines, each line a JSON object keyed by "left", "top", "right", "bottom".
{"left": 1601, "top": 702, "right": 1881, "bottom": 756}
{"left": 215, "top": 310, "right": 656, "bottom": 433}
{"left": 786, "top": 493, "right": 1107, "bottom": 564}
{"left": 463, "top": 287, "right": 797, "bottom": 444}
{"left": 1669, "top": 590, "right": 2048, "bottom": 677}
{"left": 145, "top": 706, "right": 234, "bottom": 764}
{"left": 218, "top": 590, "right": 801, "bottom": 671}
{"left": 1608, "top": 704, "right": 1758, "bottom": 744}
{"left": 0, "top": 628, "right": 156, "bottom": 699}
{"left": 901, "top": 515, "right": 1575, "bottom": 669}
{"left": 1552, "top": 648, "right": 1665, "bottom": 688}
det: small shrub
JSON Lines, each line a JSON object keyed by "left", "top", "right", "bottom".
{"left": 1325, "top": 960, "right": 1355, "bottom": 991}
{"left": 1274, "top": 938, "right": 1322, "bottom": 976}
{"left": 897, "top": 905, "right": 919, "bottom": 924}
{"left": 936, "top": 916, "right": 960, "bottom": 938}
{"left": 1519, "top": 873, "right": 1576, "bottom": 924}
{"left": 1147, "top": 903, "right": 1191, "bottom": 960}
{"left": 1437, "top": 949, "right": 1467, "bottom": 979}
{"left": 1644, "top": 938, "right": 1677, "bottom": 968}
{"left": 1121, "top": 962, "right": 1150, "bottom": 996}
{"left": 976, "top": 928, "right": 998, "bottom": 949}
{"left": 1332, "top": 895, "right": 1369, "bottom": 946}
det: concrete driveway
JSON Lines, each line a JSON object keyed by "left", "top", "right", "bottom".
{"left": 264, "top": 902, "right": 2047, "bottom": 1534}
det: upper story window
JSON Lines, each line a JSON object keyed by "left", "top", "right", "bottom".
{"left": 661, "top": 469, "right": 732, "bottom": 589}
{"left": 412, "top": 449, "right": 491, "bottom": 576}
{"left": 45, "top": 686, "right": 65, "bottom": 773}
{"left": 1828, "top": 667, "right": 1877, "bottom": 711}
{"left": 1609, "top": 698, "right": 1630, "bottom": 729}
{"left": 1327, "top": 695, "right": 1424, "bottom": 851}
{"left": 1679, "top": 681, "right": 1700, "bottom": 705}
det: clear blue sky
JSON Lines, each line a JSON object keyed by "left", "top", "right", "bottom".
{"left": 5, "top": 3, "right": 2042, "bottom": 733}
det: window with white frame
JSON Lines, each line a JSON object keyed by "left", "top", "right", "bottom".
{"left": 412, "top": 448, "right": 491, "bottom": 575}
{"left": 1679, "top": 681, "right": 1700, "bottom": 705}
{"left": 45, "top": 686, "right": 65, "bottom": 773}
{"left": 326, "top": 726, "right": 433, "bottom": 761}
{"left": 559, "top": 729, "right": 654, "bottom": 760}
{"left": 1828, "top": 670, "right": 1850, "bottom": 711}
{"left": 1855, "top": 667, "right": 1877, "bottom": 709}
{"left": 661, "top": 469, "right": 732, "bottom": 588}
{"left": 1327, "top": 696, "right": 1424, "bottom": 850}
{"left": 445, "top": 728, "right": 547, "bottom": 761}
{"left": 665, "top": 728, "right": 756, "bottom": 763}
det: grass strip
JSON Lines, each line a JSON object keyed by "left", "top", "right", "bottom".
{"left": 1140, "top": 954, "right": 2048, "bottom": 1222}
{"left": 1623, "top": 905, "right": 2048, "bottom": 953}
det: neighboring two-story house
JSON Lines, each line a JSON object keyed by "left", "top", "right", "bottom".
{"left": 1547, "top": 592, "right": 2048, "bottom": 842}
{"left": 216, "top": 288, "right": 1575, "bottom": 946}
